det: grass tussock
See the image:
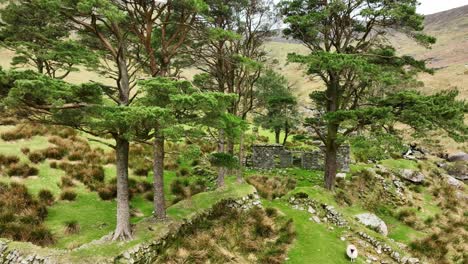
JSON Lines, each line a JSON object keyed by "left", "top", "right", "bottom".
{"left": 154, "top": 203, "right": 295, "bottom": 264}
{"left": 0, "top": 154, "right": 20, "bottom": 167}
{"left": 0, "top": 124, "right": 48, "bottom": 141}
{"left": 0, "top": 182, "right": 54, "bottom": 246}
{"left": 170, "top": 178, "right": 207, "bottom": 204}
{"left": 6, "top": 163, "right": 39, "bottom": 177}
{"left": 246, "top": 175, "right": 296, "bottom": 200}
{"left": 60, "top": 190, "right": 77, "bottom": 201}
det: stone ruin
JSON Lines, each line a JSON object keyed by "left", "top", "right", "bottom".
{"left": 251, "top": 144, "right": 350, "bottom": 172}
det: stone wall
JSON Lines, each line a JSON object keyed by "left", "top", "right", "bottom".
{"left": 0, "top": 241, "right": 51, "bottom": 264}
{"left": 252, "top": 144, "right": 292, "bottom": 169}
{"left": 252, "top": 144, "right": 350, "bottom": 172}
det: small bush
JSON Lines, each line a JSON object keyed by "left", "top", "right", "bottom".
{"left": 97, "top": 186, "right": 116, "bottom": 201}
{"left": 64, "top": 220, "right": 80, "bottom": 234}
{"left": 67, "top": 151, "right": 83, "bottom": 161}
{"left": 28, "top": 151, "right": 45, "bottom": 163}
{"left": 38, "top": 189, "right": 55, "bottom": 205}
{"left": 21, "top": 147, "right": 30, "bottom": 155}
{"left": 144, "top": 192, "right": 153, "bottom": 202}
{"left": 60, "top": 190, "right": 77, "bottom": 201}
{"left": 134, "top": 165, "right": 150, "bottom": 176}
{"left": 42, "top": 147, "right": 67, "bottom": 160}
{"left": 60, "top": 176, "right": 75, "bottom": 188}
{"left": 0, "top": 154, "right": 20, "bottom": 166}
{"left": 178, "top": 167, "right": 190, "bottom": 177}
{"left": 6, "top": 163, "right": 39, "bottom": 177}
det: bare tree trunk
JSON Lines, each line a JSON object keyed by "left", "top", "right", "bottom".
{"left": 275, "top": 128, "right": 280, "bottom": 144}
{"left": 217, "top": 129, "right": 225, "bottom": 188}
{"left": 236, "top": 131, "right": 245, "bottom": 183}
{"left": 112, "top": 136, "right": 132, "bottom": 240}
{"left": 153, "top": 132, "right": 166, "bottom": 220}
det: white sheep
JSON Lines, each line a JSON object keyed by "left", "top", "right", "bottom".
{"left": 346, "top": 244, "right": 358, "bottom": 262}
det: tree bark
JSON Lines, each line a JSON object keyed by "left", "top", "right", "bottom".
{"left": 112, "top": 48, "right": 133, "bottom": 241}
{"left": 236, "top": 131, "right": 245, "bottom": 183}
{"left": 274, "top": 128, "right": 281, "bottom": 144}
{"left": 217, "top": 129, "right": 225, "bottom": 188}
{"left": 324, "top": 75, "right": 340, "bottom": 190}
{"left": 324, "top": 134, "right": 338, "bottom": 190}
{"left": 283, "top": 121, "right": 290, "bottom": 145}
{"left": 153, "top": 132, "right": 166, "bottom": 220}
{"left": 112, "top": 136, "right": 132, "bottom": 240}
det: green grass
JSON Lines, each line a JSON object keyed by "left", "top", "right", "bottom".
{"left": 45, "top": 184, "right": 117, "bottom": 249}
{"left": 380, "top": 159, "right": 418, "bottom": 170}
{"left": 263, "top": 199, "right": 365, "bottom": 264}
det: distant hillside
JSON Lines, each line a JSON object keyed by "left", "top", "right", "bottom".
{"left": 266, "top": 5, "right": 468, "bottom": 102}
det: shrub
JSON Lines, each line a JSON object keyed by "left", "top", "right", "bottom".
{"left": 265, "top": 207, "right": 278, "bottom": 218}
{"left": 0, "top": 154, "right": 20, "bottom": 166}
{"left": 0, "top": 183, "right": 53, "bottom": 246}
{"left": 178, "top": 167, "right": 190, "bottom": 177}
{"left": 64, "top": 220, "right": 80, "bottom": 234}
{"left": 42, "top": 147, "right": 67, "bottom": 160}
{"left": 67, "top": 151, "right": 83, "bottom": 161}
{"left": 28, "top": 151, "right": 45, "bottom": 163}
{"left": 60, "top": 176, "right": 75, "bottom": 188}
{"left": 6, "top": 163, "right": 39, "bottom": 177}
{"left": 50, "top": 161, "right": 58, "bottom": 169}
{"left": 38, "top": 189, "right": 55, "bottom": 205}
{"left": 144, "top": 192, "right": 153, "bottom": 202}
{"left": 29, "top": 226, "right": 54, "bottom": 246}
{"left": 60, "top": 190, "right": 77, "bottom": 201}
{"left": 134, "top": 165, "right": 150, "bottom": 176}
{"left": 97, "top": 186, "right": 116, "bottom": 201}
{"left": 21, "top": 147, "right": 30, "bottom": 155}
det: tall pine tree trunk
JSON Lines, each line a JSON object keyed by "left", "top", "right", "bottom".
{"left": 152, "top": 64, "right": 168, "bottom": 220}
{"left": 283, "top": 121, "right": 290, "bottom": 145}
{"left": 324, "top": 130, "right": 338, "bottom": 190}
{"left": 324, "top": 77, "right": 339, "bottom": 190}
{"left": 112, "top": 136, "right": 132, "bottom": 240}
{"left": 236, "top": 131, "right": 245, "bottom": 183}
{"left": 217, "top": 129, "right": 225, "bottom": 188}
{"left": 274, "top": 128, "right": 280, "bottom": 144}
{"left": 153, "top": 132, "right": 166, "bottom": 220}
{"left": 112, "top": 51, "right": 133, "bottom": 240}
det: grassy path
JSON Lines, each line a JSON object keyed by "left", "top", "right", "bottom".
{"left": 263, "top": 199, "right": 365, "bottom": 264}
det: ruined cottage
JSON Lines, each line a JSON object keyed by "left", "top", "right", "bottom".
{"left": 251, "top": 144, "right": 350, "bottom": 172}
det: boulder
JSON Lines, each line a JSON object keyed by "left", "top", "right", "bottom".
{"left": 355, "top": 213, "right": 388, "bottom": 236}
{"left": 336, "top": 173, "right": 346, "bottom": 179}
{"left": 445, "top": 161, "right": 467, "bottom": 181}
{"left": 445, "top": 175, "right": 464, "bottom": 189}
{"left": 447, "top": 152, "right": 468, "bottom": 162}
{"left": 399, "top": 169, "right": 425, "bottom": 183}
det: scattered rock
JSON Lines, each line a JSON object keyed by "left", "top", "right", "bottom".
{"left": 447, "top": 152, "right": 468, "bottom": 162}
{"left": 445, "top": 175, "right": 464, "bottom": 188}
{"left": 336, "top": 172, "right": 346, "bottom": 179}
{"left": 308, "top": 206, "right": 316, "bottom": 214}
{"left": 355, "top": 213, "right": 388, "bottom": 236}
{"left": 399, "top": 169, "right": 424, "bottom": 183}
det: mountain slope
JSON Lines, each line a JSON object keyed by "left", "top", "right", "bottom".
{"left": 266, "top": 5, "right": 468, "bottom": 101}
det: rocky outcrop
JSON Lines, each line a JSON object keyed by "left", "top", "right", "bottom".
{"left": 355, "top": 213, "right": 388, "bottom": 236}
{"left": 399, "top": 169, "right": 425, "bottom": 183}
